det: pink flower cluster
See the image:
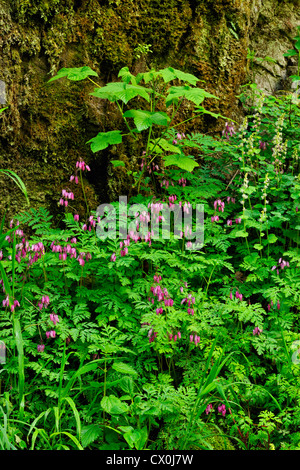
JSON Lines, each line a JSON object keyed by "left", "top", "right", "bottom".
{"left": 181, "top": 293, "right": 195, "bottom": 316}
{"left": 178, "top": 178, "right": 187, "bottom": 187}
{"left": 206, "top": 403, "right": 227, "bottom": 417}
{"left": 50, "top": 239, "right": 91, "bottom": 267}
{"left": 226, "top": 197, "right": 236, "bottom": 204}
{"left": 214, "top": 199, "right": 225, "bottom": 212}
{"left": 205, "top": 403, "right": 213, "bottom": 415}
{"left": 190, "top": 334, "right": 200, "bottom": 345}
{"left": 76, "top": 159, "right": 90, "bottom": 172}
{"left": 38, "top": 295, "right": 50, "bottom": 310}
{"left": 169, "top": 331, "right": 181, "bottom": 342}
{"left": 172, "top": 132, "right": 185, "bottom": 145}
{"left": 148, "top": 329, "right": 158, "bottom": 343}
{"left": 271, "top": 258, "right": 289, "bottom": 275}
{"left": 222, "top": 122, "right": 235, "bottom": 139}
{"left": 3, "top": 295, "right": 20, "bottom": 312}
{"left": 1, "top": 225, "right": 47, "bottom": 269}
{"left": 218, "top": 403, "right": 226, "bottom": 416}
{"left": 230, "top": 290, "right": 243, "bottom": 301}
{"left": 111, "top": 196, "right": 201, "bottom": 262}
{"left": 28, "top": 242, "right": 45, "bottom": 266}
{"left": 160, "top": 179, "right": 174, "bottom": 189}
{"left": 61, "top": 158, "right": 91, "bottom": 209}
{"left": 253, "top": 326, "right": 263, "bottom": 336}
{"left": 38, "top": 313, "right": 60, "bottom": 352}
{"left": 267, "top": 300, "right": 280, "bottom": 311}
{"left": 140, "top": 157, "right": 159, "bottom": 174}
{"left": 59, "top": 189, "right": 74, "bottom": 207}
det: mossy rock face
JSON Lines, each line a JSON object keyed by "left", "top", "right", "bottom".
{"left": 0, "top": 0, "right": 298, "bottom": 223}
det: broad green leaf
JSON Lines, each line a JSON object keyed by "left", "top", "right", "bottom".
{"left": 283, "top": 49, "right": 298, "bottom": 57}
{"left": 164, "top": 154, "right": 199, "bottom": 172}
{"left": 295, "top": 39, "right": 300, "bottom": 51}
{"left": 165, "top": 85, "right": 218, "bottom": 107}
{"left": 101, "top": 395, "right": 129, "bottom": 415}
{"left": 243, "top": 186, "right": 256, "bottom": 195}
{"left": 81, "top": 424, "right": 102, "bottom": 448}
{"left": 90, "top": 82, "right": 151, "bottom": 104}
{"left": 48, "top": 66, "right": 98, "bottom": 82}
{"left": 149, "top": 138, "right": 181, "bottom": 155}
{"left": 0, "top": 107, "right": 8, "bottom": 113}
{"left": 87, "top": 130, "right": 122, "bottom": 152}
{"left": 158, "top": 67, "right": 200, "bottom": 86}
{"left": 234, "top": 231, "right": 249, "bottom": 237}
{"left": 112, "top": 362, "right": 138, "bottom": 376}
{"left": 253, "top": 244, "right": 263, "bottom": 250}
{"left": 119, "top": 377, "right": 135, "bottom": 397}
{"left": 267, "top": 234, "right": 278, "bottom": 244}
{"left": 118, "top": 67, "right": 137, "bottom": 85}
{"left": 123, "top": 109, "right": 170, "bottom": 131}
{"left": 119, "top": 426, "right": 148, "bottom": 450}
{"left": 111, "top": 160, "right": 125, "bottom": 168}
{"left": 136, "top": 70, "right": 160, "bottom": 84}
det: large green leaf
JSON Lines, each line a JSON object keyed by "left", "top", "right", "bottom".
{"left": 112, "top": 362, "right": 138, "bottom": 376}
{"left": 123, "top": 109, "right": 169, "bottom": 131}
{"left": 158, "top": 67, "right": 200, "bottom": 85}
{"left": 110, "top": 160, "right": 125, "bottom": 168}
{"left": 87, "top": 130, "right": 123, "bottom": 152}
{"left": 283, "top": 49, "right": 298, "bottom": 57}
{"left": 165, "top": 85, "right": 218, "bottom": 107}
{"left": 118, "top": 67, "right": 137, "bottom": 85}
{"left": 81, "top": 424, "right": 102, "bottom": 448}
{"left": 148, "top": 138, "right": 181, "bottom": 155}
{"left": 164, "top": 154, "right": 199, "bottom": 172}
{"left": 136, "top": 70, "right": 160, "bottom": 84}
{"left": 48, "top": 66, "right": 98, "bottom": 82}
{"left": 119, "top": 426, "right": 148, "bottom": 450}
{"left": 90, "top": 82, "right": 151, "bottom": 104}
{"left": 101, "top": 395, "right": 129, "bottom": 415}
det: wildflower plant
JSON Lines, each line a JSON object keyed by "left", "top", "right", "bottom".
{"left": 2, "top": 50, "right": 300, "bottom": 450}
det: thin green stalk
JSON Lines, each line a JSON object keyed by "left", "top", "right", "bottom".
{"left": 80, "top": 169, "right": 89, "bottom": 215}
{"left": 116, "top": 101, "right": 138, "bottom": 140}
{"left": 13, "top": 318, "right": 25, "bottom": 420}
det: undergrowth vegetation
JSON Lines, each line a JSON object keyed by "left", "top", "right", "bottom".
{"left": 1, "top": 49, "right": 300, "bottom": 450}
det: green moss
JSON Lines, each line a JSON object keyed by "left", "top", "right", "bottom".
{"left": 0, "top": 0, "right": 261, "bottom": 220}
{"left": 13, "top": 0, "right": 75, "bottom": 23}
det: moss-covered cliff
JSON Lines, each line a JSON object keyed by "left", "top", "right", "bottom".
{"left": 0, "top": 0, "right": 299, "bottom": 223}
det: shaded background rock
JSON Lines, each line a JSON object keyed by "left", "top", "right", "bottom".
{"left": 0, "top": 0, "right": 299, "bottom": 226}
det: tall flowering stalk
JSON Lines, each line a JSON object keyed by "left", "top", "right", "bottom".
{"left": 238, "top": 116, "right": 248, "bottom": 172}
{"left": 259, "top": 173, "right": 270, "bottom": 257}
{"left": 271, "top": 114, "right": 286, "bottom": 182}
{"left": 239, "top": 173, "right": 251, "bottom": 255}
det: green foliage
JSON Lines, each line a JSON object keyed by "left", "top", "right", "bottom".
{"left": 48, "top": 65, "right": 219, "bottom": 176}
{"left": 3, "top": 49, "right": 300, "bottom": 450}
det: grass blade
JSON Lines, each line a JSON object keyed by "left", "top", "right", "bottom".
{"left": 13, "top": 318, "right": 25, "bottom": 420}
